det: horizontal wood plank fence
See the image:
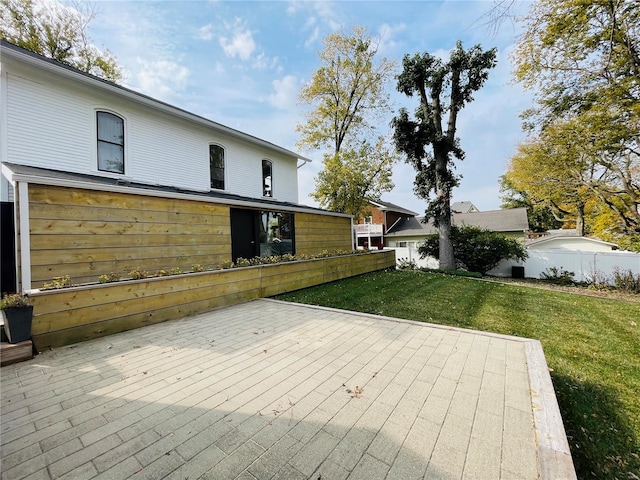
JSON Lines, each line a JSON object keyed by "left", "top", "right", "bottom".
{"left": 29, "top": 250, "right": 396, "bottom": 351}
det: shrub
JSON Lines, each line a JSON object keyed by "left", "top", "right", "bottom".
{"left": 98, "top": 272, "right": 121, "bottom": 284}
{"left": 418, "top": 225, "right": 528, "bottom": 275}
{"left": 397, "top": 258, "right": 417, "bottom": 270}
{"left": 540, "top": 267, "right": 576, "bottom": 286}
{"left": 218, "top": 260, "right": 234, "bottom": 269}
{"left": 235, "top": 258, "right": 251, "bottom": 268}
{"left": 43, "top": 275, "right": 72, "bottom": 289}
{"left": 191, "top": 264, "right": 206, "bottom": 272}
{"left": 128, "top": 268, "right": 148, "bottom": 280}
{"left": 612, "top": 268, "right": 640, "bottom": 293}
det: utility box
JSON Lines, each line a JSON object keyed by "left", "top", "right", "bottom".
{"left": 512, "top": 266, "right": 525, "bottom": 279}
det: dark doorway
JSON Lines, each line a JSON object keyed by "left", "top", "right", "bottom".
{"left": 1, "top": 202, "right": 17, "bottom": 294}
{"left": 230, "top": 208, "right": 259, "bottom": 261}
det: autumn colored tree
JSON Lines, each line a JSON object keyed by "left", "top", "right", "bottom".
{"left": 392, "top": 41, "right": 497, "bottom": 270}
{"left": 510, "top": 0, "right": 639, "bottom": 247}
{"left": 1, "top": 0, "right": 122, "bottom": 82}
{"left": 296, "top": 27, "right": 398, "bottom": 217}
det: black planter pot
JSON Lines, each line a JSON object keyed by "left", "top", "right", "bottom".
{"left": 2, "top": 306, "right": 33, "bottom": 343}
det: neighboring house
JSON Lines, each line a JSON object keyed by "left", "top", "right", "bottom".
{"left": 451, "top": 201, "right": 479, "bottom": 213}
{"left": 0, "top": 40, "right": 353, "bottom": 292}
{"left": 385, "top": 206, "right": 530, "bottom": 247}
{"left": 354, "top": 199, "right": 418, "bottom": 248}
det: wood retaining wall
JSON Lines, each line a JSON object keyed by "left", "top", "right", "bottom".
{"left": 29, "top": 250, "right": 396, "bottom": 351}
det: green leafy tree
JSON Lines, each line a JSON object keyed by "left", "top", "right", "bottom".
{"left": 1, "top": 0, "right": 122, "bottom": 82}
{"left": 311, "top": 138, "right": 395, "bottom": 216}
{"left": 297, "top": 26, "right": 398, "bottom": 217}
{"left": 418, "top": 225, "right": 527, "bottom": 275}
{"left": 511, "top": 0, "right": 640, "bottom": 245}
{"left": 393, "top": 41, "right": 497, "bottom": 270}
{"left": 499, "top": 175, "right": 561, "bottom": 233}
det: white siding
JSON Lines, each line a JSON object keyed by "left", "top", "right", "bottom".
{"left": 3, "top": 60, "right": 299, "bottom": 203}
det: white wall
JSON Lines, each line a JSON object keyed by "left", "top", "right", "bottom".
{"left": 488, "top": 250, "right": 640, "bottom": 285}
{"left": 2, "top": 59, "right": 299, "bottom": 203}
{"left": 393, "top": 246, "right": 439, "bottom": 269}
{"left": 393, "top": 245, "right": 640, "bottom": 286}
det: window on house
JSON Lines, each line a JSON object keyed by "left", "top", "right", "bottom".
{"left": 210, "top": 145, "right": 225, "bottom": 190}
{"left": 97, "top": 111, "right": 124, "bottom": 174}
{"left": 259, "top": 211, "right": 294, "bottom": 256}
{"left": 397, "top": 241, "right": 407, "bottom": 247}
{"left": 231, "top": 208, "right": 295, "bottom": 261}
{"left": 262, "top": 160, "right": 272, "bottom": 197}
{"left": 364, "top": 216, "right": 373, "bottom": 224}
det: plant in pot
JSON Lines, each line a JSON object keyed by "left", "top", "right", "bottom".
{"left": 1, "top": 293, "right": 33, "bottom": 343}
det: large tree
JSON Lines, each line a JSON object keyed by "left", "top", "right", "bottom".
{"left": 1, "top": 0, "right": 122, "bottom": 82}
{"left": 499, "top": 175, "right": 561, "bottom": 233}
{"left": 297, "top": 27, "right": 398, "bottom": 217}
{"left": 392, "top": 41, "right": 497, "bottom": 270}
{"left": 510, "top": 0, "right": 639, "bottom": 246}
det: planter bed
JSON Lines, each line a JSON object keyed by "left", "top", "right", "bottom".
{"left": 28, "top": 250, "right": 396, "bottom": 351}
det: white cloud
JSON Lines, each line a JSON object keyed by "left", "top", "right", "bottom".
{"left": 304, "top": 26, "right": 320, "bottom": 48}
{"left": 196, "top": 23, "right": 214, "bottom": 41}
{"left": 135, "top": 59, "right": 190, "bottom": 103}
{"left": 376, "top": 22, "right": 406, "bottom": 56}
{"left": 219, "top": 19, "right": 256, "bottom": 60}
{"left": 267, "top": 75, "right": 300, "bottom": 110}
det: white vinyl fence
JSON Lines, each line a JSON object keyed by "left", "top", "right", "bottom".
{"left": 393, "top": 247, "right": 640, "bottom": 285}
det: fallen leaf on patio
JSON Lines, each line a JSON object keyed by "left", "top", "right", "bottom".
{"left": 263, "top": 349, "right": 268, "bottom": 353}
{"left": 176, "top": 377, "right": 181, "bottom": 380}
{"left": 143, "top": 371, "right": 147, "bottom": 374}
{"left": 351, "top": 386, "right": 363, "bottom": 398}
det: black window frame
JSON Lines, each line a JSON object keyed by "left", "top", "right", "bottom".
{"left": 96, "top": 111, "right": 125, "bottom": 174}
{"left": 209, "top": 144, "right": 225, "bottom": 190}
{"left": 262, "top": 159, "right": 273, "bottom": 197}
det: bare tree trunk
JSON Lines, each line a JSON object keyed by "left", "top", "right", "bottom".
{"left": 436, "top": 151, "right": 455, "bottom": 270}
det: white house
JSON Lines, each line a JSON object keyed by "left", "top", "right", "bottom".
{"left": 0, "top": 40, "right": 354, "bottom": 293}
{"left": 0, "top": 41, "right": 304, "bottom": 203}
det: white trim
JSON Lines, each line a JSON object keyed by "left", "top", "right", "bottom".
{"left": 8, "top": 171, "right": 353, "bottom": 218}
{"left": 0, "top": 58, "right": 8, "bottom": 201}
{"left": 18, "top": 182, "right": 31, "bottom": 292}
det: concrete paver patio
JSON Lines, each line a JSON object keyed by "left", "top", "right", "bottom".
{"left": 1, "top": 299, "right": 576, "bottom": 480}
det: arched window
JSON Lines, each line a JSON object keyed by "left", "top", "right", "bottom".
{"left": 262, "top": 159, "right": 272, "bottom": 197}
{"left": 97, "top": 111, "right": 124, "bottom": 174}
{"left": 210, "top": 145, "right": 225, "bottom": 190}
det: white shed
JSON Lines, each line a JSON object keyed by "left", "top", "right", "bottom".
{"left": 527, "top": 236, "right": 619, "bottom": 252}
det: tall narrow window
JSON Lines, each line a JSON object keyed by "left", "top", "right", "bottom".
{"left": 262, "top": 159, "right": 272, "bottom": 197}
{"left": 97, "top": 111, "right": 124, "bottom": 174}
{"left": 210, "top": 145, "right": 225, "bottom": 190}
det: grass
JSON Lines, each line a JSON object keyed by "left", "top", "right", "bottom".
{"left": 275, "top": 269, "right": 640, "bottom": 480}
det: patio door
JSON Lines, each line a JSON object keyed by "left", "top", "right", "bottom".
{"left": 230, "top": 208, "right": 259, "bottom": 261}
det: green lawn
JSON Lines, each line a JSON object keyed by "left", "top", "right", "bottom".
{"left": 275, "top": 269, "right": 640, "bottom": 480}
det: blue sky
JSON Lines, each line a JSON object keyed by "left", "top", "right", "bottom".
{"left": 89, "top": 0, "right": 533, "bottom": 214}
